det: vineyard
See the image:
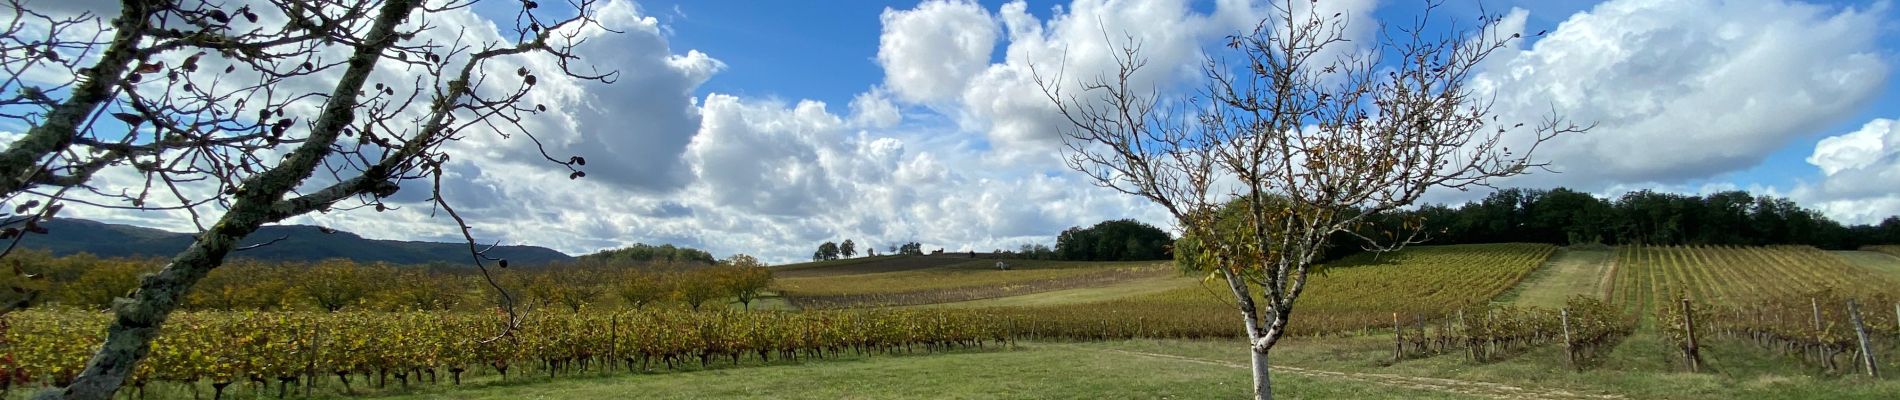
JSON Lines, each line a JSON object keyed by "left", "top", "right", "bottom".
{"left": 12, "top": 243, "right": 1900, "bottom": 398}
{"left": 1607, "top": 245, "right": 1900, "bottom": 373}
{"left": 0, "top": 243, "right": 1571, "bottom": 398}
{"left": 2, "top": 308, "right": 1005, "bottom": 398}
{"left": 1606, "top": 245, "right": 1898, "bottom": 313}
{"left": 987, "top": 243, "right": 1563, "bottom": 337}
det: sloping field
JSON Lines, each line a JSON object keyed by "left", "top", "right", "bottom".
{"left": 1606, "top": 245, "right": 1900, "bottom": 317}
{"left": 769, "top": 255, "right": 975, "bottom": 278}
{"left": 913, "top": 275, "right": 1199, "bottom": 309}
{"left": 993, "top": 243, "right": 1559, "bottom": 336}
{"left": 1835, "top": 249, "right": 1900, "bottom": 282}
{"left": 777, "top": 260, "right": 1171, "bottom": 308}
{"left": 1503, "top": 248, "right": 1615, "bottom": 308}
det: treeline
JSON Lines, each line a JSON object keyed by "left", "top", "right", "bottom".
{"left": 0, "top": 250, "right": 773, "bottom": 313}
{"left": 803, "top": 219, "right": 1172, "bottom": 263}
{"left": 579, "top": 243, "right": 717, "bottom": 264}
{"left": 1395, "top": 188, "right": 1900, "bottom": 249}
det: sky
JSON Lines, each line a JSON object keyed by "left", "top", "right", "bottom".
{"left": 14, "top": 0, "right": 1900, "bottom": 264}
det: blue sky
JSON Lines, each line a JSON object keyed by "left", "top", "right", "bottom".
{"left": 21, "top": 0, "right": 1900, "bottom": 263}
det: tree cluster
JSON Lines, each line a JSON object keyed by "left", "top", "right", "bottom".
{"left": 1393, "top": 188, "right": 1900, "bottom": 250}
{"left": 1054, "top": 219, "right": 1172, "bottom": 261}
{"left": 579, "top": 243, "right": 717, "bottom": 265}
{"left": 1012, "top": 243, "right": 1057, "bottom": 260}
{"left": 811, "top": 239, "right": 864, "bottom": 261}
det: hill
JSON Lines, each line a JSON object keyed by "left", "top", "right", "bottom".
{"left": 20, "top": 218, "right": 573, "bottom": 266}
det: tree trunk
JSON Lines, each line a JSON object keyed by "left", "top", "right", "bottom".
{"left": 33, "top": 2, "right": 416, "bottom": 399}
{"left": 1251, "top": 346, "right": 1273, "bottom": 400}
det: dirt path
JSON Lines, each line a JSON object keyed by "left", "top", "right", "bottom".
{"left": 1093, "top": 348, "right": 1625, "bottom": 400}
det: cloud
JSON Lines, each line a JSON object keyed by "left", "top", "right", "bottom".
{"left": 686, "top": 95, "right": 848, "bottom": 217}
{"left": 848, "top": 88, "right": 903, "bottom": 129}
{"left": 1475, "top": 0, "right": 1888, "bottom": 189}
{"left": 670, "top": 92, "right": 1171, "bottom": 262}
{"left": 955, "top": 0, "right": 1254, "bottom": 159}
{"left": 479, "top": 0, "right": 721, "bottom": 193}
{"left": 876, "top": 0, "right": 998, "bottom": 104}
{"left": 1792, "top": 118, "right": 1900, "bottom": 224}
{"left": 867, "top": 0, "right": 1380, "bottom": 164}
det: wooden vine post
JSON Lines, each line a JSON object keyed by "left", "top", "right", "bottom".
{"left": 1561, "top": 307, "right": 1576, "bottom": 370}
{"left": 1812, "top": 297, "right": 1824, "bottom": 363}
{"left": 1681, "top": 298, "right": 1701, "bottom": 373}
{"left": 1415, "top": 315, "right": 1426, "bottom": 355}
{"left": 1848, "top": 298, "right": 1879, "bottom": 378}
{"left": 1398, "top": 312, "right": 1413, "bottom": 362}
{"left": 1459, "top": 309, "right": 1478, "bottom": 362}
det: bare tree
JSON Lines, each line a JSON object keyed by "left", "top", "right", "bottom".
{"left": 3, "top": 0, "right": 615, "bottom": 398}
{"left": 1039, "top": 1, "right": 1587, "bottom": 399}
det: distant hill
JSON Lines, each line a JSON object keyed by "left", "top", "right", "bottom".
{"left": 19, "top": 219, "right": 573, "bottom": 266}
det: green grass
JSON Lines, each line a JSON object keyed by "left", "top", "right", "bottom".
{"left": 1107, "top": 334, "right": 1900, "bottom": 400}
{"left": 334, "top": 334, "right": 1900, "bottom": 400}
{"left": 349, "top": 341, "right": 1475, "bottom": 400}
{"left": 1500, "top": 248, "right": 1614, "bottom": 308}
{"left": 1834, "top": 250, "right": 1900, "bottom": 282}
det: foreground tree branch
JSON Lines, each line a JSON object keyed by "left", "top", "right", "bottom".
{"left": 2, "top": 1, "right": 615, "bottom": 398}
{"left": 1041, "top": 1, "right": 1589, "bottom": 399}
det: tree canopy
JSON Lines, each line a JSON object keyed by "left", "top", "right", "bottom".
{"left": 1392, "top": 188, "right": 1899, "bottom": 250}
{"left": 1055, "top": 219, "right": 1172, "bottom": 261}
{"left": 580, "top": 243, "right": 717, "bottom": 265}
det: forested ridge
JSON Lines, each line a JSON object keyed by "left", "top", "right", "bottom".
{"left": 1392, "top": 188, "right": 1898, "bottom": 250}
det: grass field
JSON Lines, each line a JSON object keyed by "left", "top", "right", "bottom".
{"left": 342, "top": 336, "right": 1900, "bottom": 400}
{"left": 769, "top": 255, "right": 974, "bottom": 278}
{"left": 1502, "top": 248, "right": 1614, "bottom": 308}
{"left": 1835, "top": 250, "right": 1900, "bottom": 282}
{"left": 343, "top": 341, "right": 1478, "bottom": 400}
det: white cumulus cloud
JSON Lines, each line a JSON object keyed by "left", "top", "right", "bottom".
{"left": 876, "top": 0, "right": 999, "bottom": 104}
{"left": 1475, "top": 0, "right": 1888, "bottom": 189}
